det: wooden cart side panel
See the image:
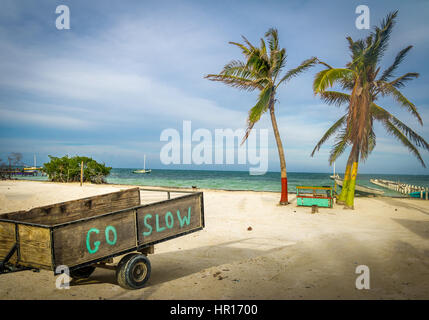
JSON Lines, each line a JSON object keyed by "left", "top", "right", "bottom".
{"left": 53, "top": 209, "right": 137, "bottom": 267}
{"left": 137, "top": 193, "right": 203, "bottom": 245}
{"left": 18, "top": 225, "right": 52, "bottom": 269}
{"left": 0, "top": 187, "right": 141, "bottom": 226}
{"left": 0, "top": 221, "right": 17, "bottom": 264}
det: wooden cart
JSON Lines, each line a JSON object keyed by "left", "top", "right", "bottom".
{"left": 0, "top": 187, "right": 204, "bottom": 289}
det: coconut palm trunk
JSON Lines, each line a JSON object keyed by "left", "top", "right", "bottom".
{"left": 337, "top": 158, "right": 352, "bottom": 204}
{"left": 344, "top": 145, "right": 360, "bottom": 209}
{"left": 269, "top": 97, "right": 288, "bottom": 204}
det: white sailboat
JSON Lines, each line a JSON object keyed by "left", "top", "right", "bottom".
{"left": 330, "top": 162, "right": 340, "bottom": 180}
{"left": 133, "top": 155, "right": 152, "bottom": 174}
{"left": 23, "top": 154, "right": 42, "bottom": 173}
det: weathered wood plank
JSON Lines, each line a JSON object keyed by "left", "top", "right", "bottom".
{"left": 137, "top": 193, "right": 203, "bottom": 245}
{"left": 0, "top": 221, "right": 17, "bottom": 264}
{"left": 18, "top": 225, "right": 52, "bottom": 269}
{"left": 0, "top": 188, "right": 141, "bottom": 226}
{"left": 53, "top": 209, "right": 137, "bottom": 267}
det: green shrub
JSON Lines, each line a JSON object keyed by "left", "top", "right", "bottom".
{"left": 43, "top": 155, "right": 112, "bottom": 184}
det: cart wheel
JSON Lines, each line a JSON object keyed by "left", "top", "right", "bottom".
{"left": 116, "top": 253, "right": 136, "bottom": 271}
{"left": 116, "top": 253, "right": 151, "bottom": 290}
{"left": 70, "top": 266, "right": 96, "bottom": 279}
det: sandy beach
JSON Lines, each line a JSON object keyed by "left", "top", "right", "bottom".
{"left": 0, "top": 180, "right": 428, "bottom": 300}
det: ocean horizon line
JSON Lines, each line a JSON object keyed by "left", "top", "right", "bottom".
{"left": 111, "top": 167, "right": 429, "bottom": 177}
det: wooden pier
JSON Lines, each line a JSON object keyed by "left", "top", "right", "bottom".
{"left": 0, "top": 169, "right": 38, "bottom": 178}
{"left": 370, "top": 179, "right": 429, "bottom": 199}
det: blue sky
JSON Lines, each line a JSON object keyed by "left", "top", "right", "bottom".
{"left": 0, "top": 0, "right": 428, "bottom": 174}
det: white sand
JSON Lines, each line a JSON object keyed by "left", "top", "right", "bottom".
{"left": 0, "top": 180, "right": 428, "bottom": 299}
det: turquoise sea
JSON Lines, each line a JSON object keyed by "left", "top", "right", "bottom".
{"left": 20, "top": 169, "right": 429, "bottom": 197}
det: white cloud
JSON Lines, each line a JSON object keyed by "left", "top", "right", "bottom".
{"left": 0, "top": 34, "right": 246, "bottom": 130}
{"left": 0, "top": 108, "right": 93, "bottom": 129}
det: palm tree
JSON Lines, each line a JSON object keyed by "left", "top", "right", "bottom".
{"left": 312, "top": 11, "right": 429, "bottom": 208}
{"left": 205, "top": 29, "right": 317, "bottom": 205}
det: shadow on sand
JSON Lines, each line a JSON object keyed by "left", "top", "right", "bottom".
{"left": 392, "top": 218, "right": 429, "bottom": 239}
{"left": 70, "top": 238, "right": 293, "bottom": 288}
{"left": 378, "top": 197, "right": 429, "bottom": 216}
{"left": 68, "top": 234, "right": 429, "bottom": 299}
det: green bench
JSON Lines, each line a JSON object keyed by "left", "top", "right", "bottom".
{"left": 296, "top": 186, "right": 334, "bottom": 208}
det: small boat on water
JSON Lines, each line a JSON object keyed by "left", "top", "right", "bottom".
{"left": 330, "top": 163, "right": 340, "bottom": 180}
{"left": 334, "top": 178, "right": 384, "bottom": 196}
{"left": 329, "top": 162, "right": 384, "bottom": 196}
{"left": 23, "top": 155, "right": 43, "bottom": 174}
{"left": 409, "top": 191, "right": 429, "bottom": 199}
{"left": 23, "top": 166, "right": 43, "bottom": 173}
{"left": 133, "top": 155, "right": 152, "bottom": 174}
{"left": 133, "top": 169, "right": 151, "bottom": 174}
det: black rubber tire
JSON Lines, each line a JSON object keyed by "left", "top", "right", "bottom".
{"left": 70, "top": 266, "right": 96, "bottom": 279}
{"left": 116, "top": 253, "right": 136, "bottom": 272}
{"left": 116, "top": 253, "right": 151, "bottom": 290}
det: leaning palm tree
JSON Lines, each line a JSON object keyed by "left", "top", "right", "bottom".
{"left": 312, "top": 11, "right": 429, "bottom": 209}
{"left": 205, "top": 29, "right": 317, "bottom": 205}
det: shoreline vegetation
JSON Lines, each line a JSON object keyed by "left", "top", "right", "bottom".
{"left": 43, "top": 155, "right": 111, "bottom": 184}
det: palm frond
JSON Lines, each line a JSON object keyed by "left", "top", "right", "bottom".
{"left": 365, "top": 34, "right": 374, "bottom": 48}
{"left": 317, "top": 60, "right": 333, "bottom": 69}
{"left": 313, "top": 68, "right": 356, "bottom": 93}
{"left": 329, "top": 128, "right": 350, "bottom": 164}
{"left": 389, "top": 72, "right": 419, "bottom": 88}
{"left": 365, "top": 10, "right": 398, "bottom": 64}
{"left": 276, "top": 57, "right": 317, "bottom": 87}
{"left": 346, "top": 36, "right": 354, "bottom": 53}
{"left": 340, "top": 74, "right": 356, "bottom": 90}
{"left": 378, "top": 81, "right": 422, "bottom": 124}
{"left": 271, "top": 48, "right": 286, "bottom": 80}
{"left": 311, "top": 115, "right": 347, "bottom": 157}
{"left": 376, "top": 10, "right": 398, "bottom": 51}
{"left": 229, "top": 41, "right": 252, "bottom": 57}
{"left": 222, "top": 60, "right": 254, "bottom": 78}
{"left": 319, "top": 91, "right": 350, "bottom": 107}
{"left": 347, "top": 37, "right": 365, "bottom": 62}
{"left": 205, "top": 74, "right": 263, "bottom": 91}
{"left": 379, "top": 45, "right": 413, "bottom": 81}
{"left": 360, "top": 118, "right": 376, "bottom": 161}
{"left": 246, "top": 48, "right": 270, "bottom": 77}
{"left": 371, "top": 103, "right": 429, "bottom": 149}
{"left": 242, "top": 86, "right": 273, "bottom": 144}
{"left": 265, "top": 28, "right": 279, "bottom": 52}
{"left": 260, "top": 38, "right": 268, "bottom": 62}
{"left": 368, "top": 127, "right": 376, "bottom": 154}
{"left": 241, "top": 35, "right": 256, "bottom": 52}
{"left": 382, "top": 120, "right": 426, "bottom": 167}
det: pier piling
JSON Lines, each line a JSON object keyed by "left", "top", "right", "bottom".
{"left": 370, "top": 178, "right": 428, "bottom": 200}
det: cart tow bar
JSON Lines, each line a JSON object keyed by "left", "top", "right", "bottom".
{"left": 0, "top": 243, "right": 17, "bottom": 274}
